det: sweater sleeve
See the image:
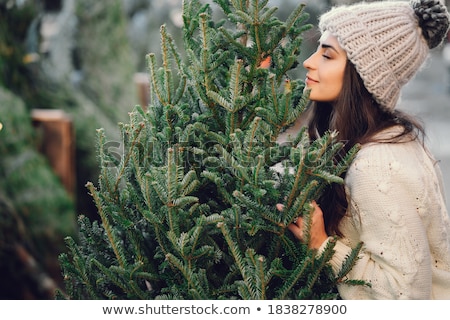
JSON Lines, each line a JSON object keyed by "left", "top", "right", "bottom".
{"left": 330, "top": 142, "right": 434, "bottom": 299}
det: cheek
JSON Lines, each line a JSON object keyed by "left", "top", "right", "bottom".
{"left": 328, "top": 68, "right": 345, "bottom": 97}
{"left": 309, "top": 61, "right": 346, "bottom": 102}
{"left": 314, "top": 73, "right": 343, "bottom": 101}
{"left": 331, "top": 77, "right": 344, "bottom": 95}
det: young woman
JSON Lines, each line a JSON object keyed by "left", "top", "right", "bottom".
{"left": 287, "top": 0, "right": 450, "bottom": 299}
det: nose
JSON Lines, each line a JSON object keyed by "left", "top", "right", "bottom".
{"left": 303, "top": 53, "right": 315, "bottom": 70}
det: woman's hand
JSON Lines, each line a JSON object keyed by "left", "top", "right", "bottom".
{"left": 277, "top": 201, "right": 328, "bottom": 250}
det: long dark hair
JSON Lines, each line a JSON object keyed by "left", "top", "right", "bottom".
{"left": 305, "top": 60, "right": 425, "bottom": 236}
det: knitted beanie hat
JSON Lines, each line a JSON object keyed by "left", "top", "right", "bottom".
{"left": 319, "top": 0, "right": 450, "bottom": 111}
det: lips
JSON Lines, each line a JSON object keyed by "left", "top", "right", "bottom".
{"left": 305, "top": 75, "right": 318, "bottom": 86}
{"left": 306, "top": 75, "right": 319, "bottom": 82}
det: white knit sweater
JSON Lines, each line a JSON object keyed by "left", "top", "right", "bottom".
{"left": 322, "top": 127, "right": 450, "bottom": 299}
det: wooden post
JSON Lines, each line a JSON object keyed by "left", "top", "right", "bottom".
{"left": 31, "top": 109, "right": 75, "bottom": 197}
{"left": 134, "top": 72, "right": 150, "bottom": 110}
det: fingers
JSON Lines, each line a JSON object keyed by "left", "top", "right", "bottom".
{"left": 276, "top": 203, "right": 284, "bottom": 211}
{"left": 311, "top": 200, "right": 320, "bottom": 210}
{"left": 276, "top": 201, "right": 319, "bottom": 221}
{"left": 287, "top": 216, "right": 304, "bottom": 240}
{"left": 310, "top": 201, "right": 323, "bottom": 220}
{"left": 279, "top": 201, "right": 319, "bottom": 242}
{"left": 278, "top": 200, "right": 327, "bottom": 249}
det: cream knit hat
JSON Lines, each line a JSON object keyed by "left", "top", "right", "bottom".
{"left": 319, "top": 0, "right": 450, "bottom": 111}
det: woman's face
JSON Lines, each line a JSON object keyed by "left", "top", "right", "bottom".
{"left": 303, "top": 31, "right": 347, "bottom": 102}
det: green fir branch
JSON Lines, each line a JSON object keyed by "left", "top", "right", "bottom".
{"left": 86, "top": 182, "right": 127, "bottom": 268}
{"left": 207, "top": 90, "right": 233, "bottom": 111}
{"left": 147, "top": 53, "right": 167, "bottom": 105}
{"left": 276, "top": 255, "right": 312, "bottom": 299}
{"left": 217, "top": 26, "right": 253, "bottom": 59}
{"left": 335, "top": 241, "right": 365, "bottom": 283}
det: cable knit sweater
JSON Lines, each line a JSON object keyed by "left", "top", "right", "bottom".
{"left": 321, "top": 126, "right": 450, "bottom": 299}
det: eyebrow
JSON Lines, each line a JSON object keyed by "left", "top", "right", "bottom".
{"left": 321, "top": 43, "right": 339, "bottom": 54}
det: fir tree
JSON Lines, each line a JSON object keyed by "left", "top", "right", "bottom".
{"left": 57, "top": 0, "right": 365, "bottom": 300}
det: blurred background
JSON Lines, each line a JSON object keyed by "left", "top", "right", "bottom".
{"left": 0, "top": 0, "right": 449, "bottom": 299}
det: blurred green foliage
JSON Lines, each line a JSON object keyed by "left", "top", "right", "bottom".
{"left": 0, "top": 87, "right": 76, "bottom": 299}
{"left": 0, "top": 0, "right": 139, "bottom": 298}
